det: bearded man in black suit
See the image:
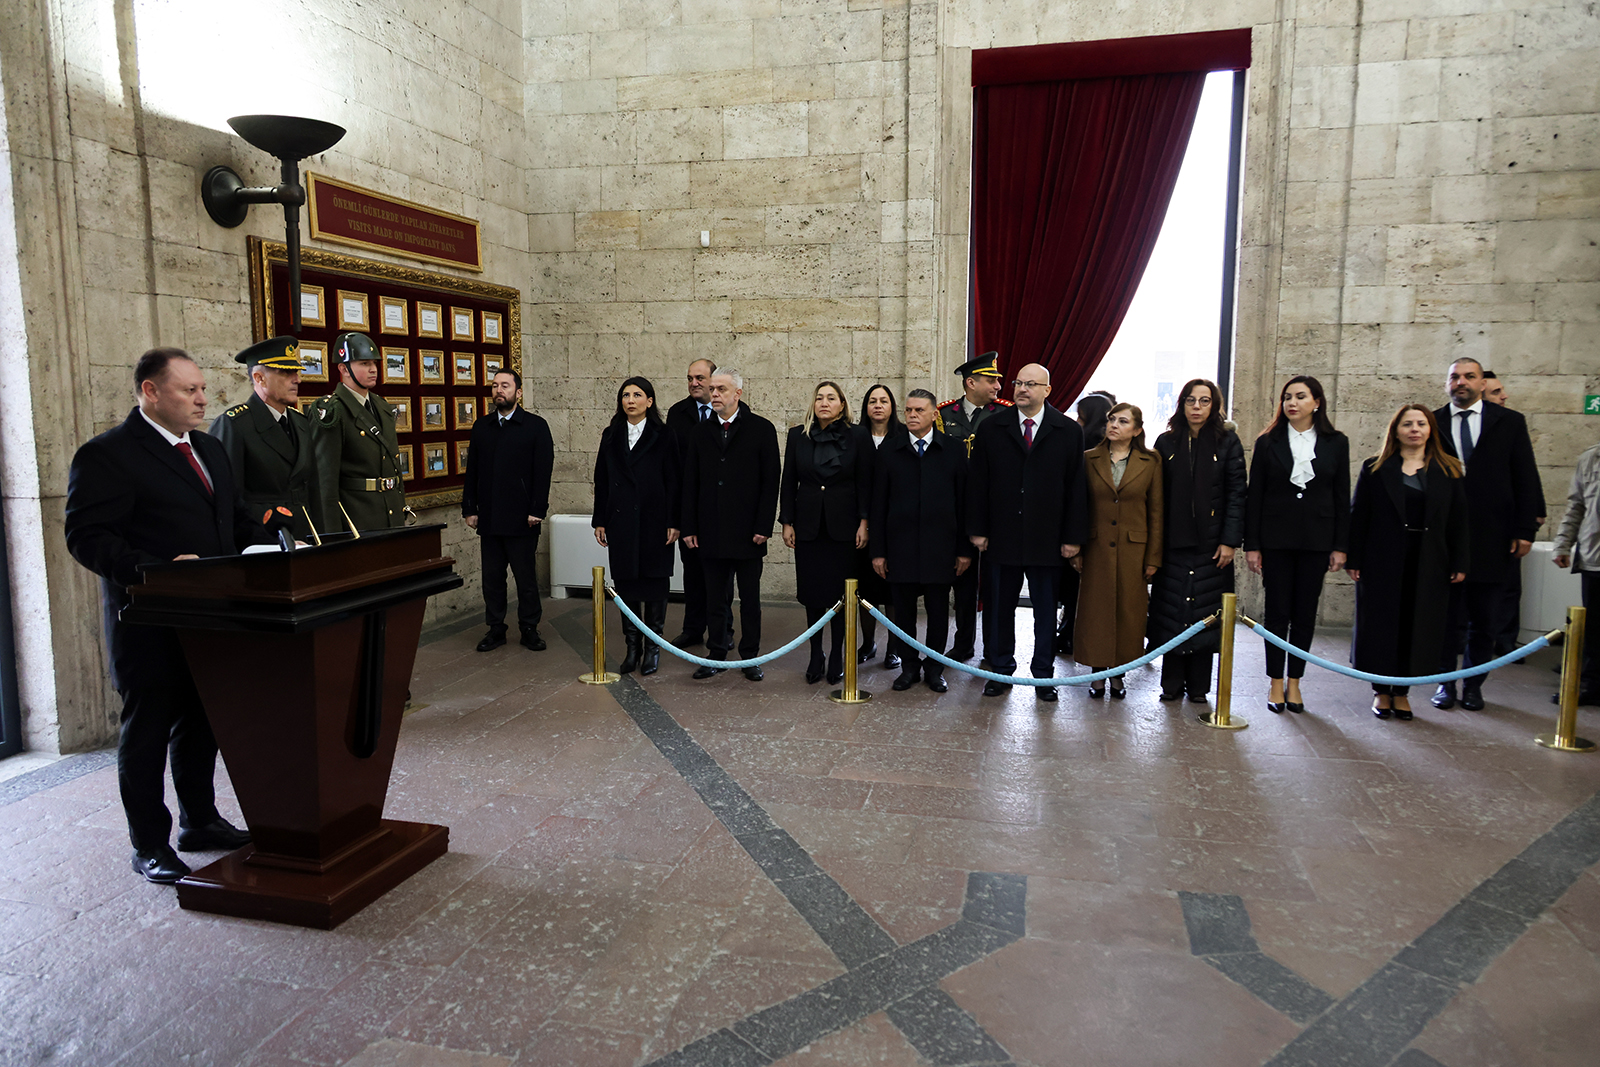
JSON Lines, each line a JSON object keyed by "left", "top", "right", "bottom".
{"left": 65, "top": 349, "right": 264, "bottom": 884}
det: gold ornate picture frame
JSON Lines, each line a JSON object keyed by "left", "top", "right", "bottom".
{"left": 381, "top": 347, "right": 410, "bottom": 384}
{"left": 298, "top": 340, "right": 329, "bottom": 383}
{"left": 379, "top": 295, "right": 408, "bottom": 335}
{"left": 417, "top": 301, "right": 444, "bottom": 339}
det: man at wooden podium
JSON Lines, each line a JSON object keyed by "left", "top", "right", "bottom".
{"left": 64, "top": 349, "right": 263, "bottom": 884}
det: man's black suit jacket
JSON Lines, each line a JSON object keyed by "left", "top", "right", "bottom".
{"left": 681, "top": 403, "right": 780, "bottom": 560}
{"left": 666, "top": 394, "right": 714, "bottom": 456}
{"left": 870, "top": 431, "right": 971, "bottom": 584}
{"left": 65, "top": 408, "right": 262, "bottom": 691}
{"left": 966, "top": 404, "right": 1089, "bottom": 567}
{"left": 461, "top": 407, "right": 555, "bottom": 537}
{"left": 1433, "top": 401, "right": 1544, "bottom": 583}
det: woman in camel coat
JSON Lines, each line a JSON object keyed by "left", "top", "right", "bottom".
{"left": 1073, "top": 403, "right": 1163, "bottom": 698}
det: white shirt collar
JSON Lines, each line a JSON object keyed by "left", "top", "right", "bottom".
{"left": 718, "top": 407, "right": 739, "bottom": 426}
{"left": 626, "top": 418, "right": 646, "bottom": 447}
{"left": 912, "top": 428, "right": 934, "bottom": 447}
{"left": 138, "top": 407, "right": 191, "bottom": 447}
{"left": 1454, "top": 398, "right": 1483, "bottom": 417}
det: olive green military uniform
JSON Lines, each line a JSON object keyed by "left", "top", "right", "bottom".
{"left": 311, "top": 383, "right": 406, "bottom": 532}
{"left": 210, "top": 393, "right": 321, "bottom": 540}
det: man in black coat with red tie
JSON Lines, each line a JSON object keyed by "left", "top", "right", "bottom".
{"left": 1432, "top": 357, "right": 1545, "bottom": 710}
{"left": 65, "top": 349, "right": 264, "bottom": 884}
{"left": 966, "top": 363, "right": 1089, "bottom": 702}
{"left": 680, "top": 368, "right": 781, "bottom": 681}
{"left": 462, "top": 369, "right": 555, "bottom": 653}
{"left": 871, "top": 390, "right": 972, "bottom": 694}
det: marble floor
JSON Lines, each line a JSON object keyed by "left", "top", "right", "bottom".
{"left": 1, "top": 596, "right": 1598, "bottom": 1067}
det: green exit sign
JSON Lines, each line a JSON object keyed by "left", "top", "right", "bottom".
{"left": 1589, "top": 395, "right": 1600, "bottom": 414}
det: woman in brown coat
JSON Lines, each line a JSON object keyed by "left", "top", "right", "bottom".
{"left": 1073, "top": 403, "right": 1163, "bottom": 698}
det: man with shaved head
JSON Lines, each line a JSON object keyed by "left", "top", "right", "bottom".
{"left": 966, "top": 361, "right": 1089, "bottom": 703}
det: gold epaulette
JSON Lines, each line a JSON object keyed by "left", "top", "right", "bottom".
{"left": 938, "top": 397, "right": 960, "bottom": 408}
{"left": 994, "top": 398, "right": 1015, "bottom": 407}
{"left": 935, "top": 412, "right": 946, "bottom": 434}
{"left": 225, "top": 403, "right": 249, "bottom": 417}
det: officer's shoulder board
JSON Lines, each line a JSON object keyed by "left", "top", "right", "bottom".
{"left": 994, "top": 398, "right": 1015, "bottom": 407}
{"left": 938, "top": 397, "right": 960, "bottom": 409}
{"left": 224, "top": 402, "right": 249, "bottom": 418}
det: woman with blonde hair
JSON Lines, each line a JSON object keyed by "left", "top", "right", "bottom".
{"left": 1347, "top": 404, "right": 1469, "bottom": 720}
{"left": 1073, "top": 403, "right": 1163, "bottom": 698}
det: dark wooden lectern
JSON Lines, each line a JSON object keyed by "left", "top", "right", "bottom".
{"left": 121, "top": 524, "right": 463, "bottom": 928}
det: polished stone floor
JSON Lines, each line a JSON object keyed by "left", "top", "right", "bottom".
{"left": 1, "top": 596, "right": 1598, "bottom": 1067}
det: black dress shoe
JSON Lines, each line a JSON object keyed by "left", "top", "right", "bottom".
{"left": 177, "top": 818, "right": 251, "bottom": 852}
{"left": 1267, "top": 701, "right": 1285, "bottom": 713}
{"left": 1431, "top": 684, "right": 1457, "bottom": 710}
{"left": 884, "top": 653, "right": 902, "bottom": 672}
{"left": 1037, "top": 686, "right": 1058, "bottom": 702}
{"left": 475, "top": 630, "right": 507, "bottom": 652}
{"left": 1286, "top": 701, "right": 1306, "bottom": 714}
{"left": 925, "top": 674, "right": 948, "bottom": 693}
{"left": 693, "top": 664, "right": 724, "bottom": 679}
{"left": 892, "top": 671, "right": 920, "bottom": 691}
{"left": 521, "top": 629, "right": 547, "bottom": 651}
{"left": 672, "top": 631, "right": 704, "bottom": 649}
{"left": 742, "top": 665, "right": 764, "bottom": 682}
{"left": 857, "top": 643, "right": 877, "bottom": 664}
{"left": 982, "top": 679, "right": 1009, "bottom": 697}
{"left": 132, "top": 847, "right": 191, "bottom": 885}
{"left": 1188, "top": 693, "right": 1208, "bottom": 704}
{"left": 1459, "top": 685, "right": 1485, "bottom": 711}
{"left": 1161, "top": 690, "right": 1184, "bottom": 702}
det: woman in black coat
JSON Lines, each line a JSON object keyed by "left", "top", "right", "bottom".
{"left": 781, "top": 381, "right": 871, "bottom": 684}
{"left": 855, "top": 383, "right": 906, "bottom": 670}
{"left": 1244, "top": 375, "right": 1350, "bottom": 714}
{"left": 1148, "top": 379, "right": 1247, "bottom": 702}
{"left": 1348, "top": 404, "right": 1469, "bottom": 720}
{"left": 593, "top": 377, "right": 681, "bottom": 675}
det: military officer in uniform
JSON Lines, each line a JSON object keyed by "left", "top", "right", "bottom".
{"left": 311, "top": 332, "right": 407, "bottom": 532}
{"left": 209, "top": 335, "right": 321, "bottom": 540}
{"left": 938, "top": 352, "right": 1012, "bottom": 660}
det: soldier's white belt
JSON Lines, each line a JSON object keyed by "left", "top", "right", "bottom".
{"left": 342, "top": 476, "right": 398, "bottom": 492}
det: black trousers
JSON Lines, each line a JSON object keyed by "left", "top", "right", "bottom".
{"left": 678, "top": 540, "right": 712, "bottom": 640}
{"left": 1261, "top": 548, "right": 1329, "bottom": 678}
{"left": 952, "top": 549, "right": 983, "bottom": 655}
{"left": 1056, "top": 562, "right": 1080, "bottom": 648}
{"left": 1584, "top": 571, "right": 1600, "bottom": 694}
{"left": 891, "top": 582, "right": 953, "bottom": 677}
{"left": 1161, "top": 652, "right": 1214, "bottom": 696}
{"left": 988, "top": 563, "right": 1061, "bottom": 677}
{"left": 481, "top": 530, "right": 542, "bottom": 633}
{"left": 1441, "top": 579, "right": 1501, "bottom": 683}
{"left": 118, "top": 672, "right": 221, "bottom": 852}
{"left": 1496, "top": 558, "right": 1523, "bottom": 654}
{"left": 703, "top": 556, "right": 763, "bottom": 659}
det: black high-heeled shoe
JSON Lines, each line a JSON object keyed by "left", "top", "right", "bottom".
{"left": 1372, "top": 695, "right": 1392, "bottom": 719}
{"left": 1286, "top": 701, "right": 1306, "bottom": 714}
{"left": 1109, "top": 683, "right": 1127, "bottom": 700}
{"left": 1267, "top": 701, "right": 1286, "bottom": 713}
{"left": 1088, "top": 682, "right": 1106, "bottom": 698}
{"left": 805, "top": 650, "right": 825, "bottom": 684}
{"left": 826, "top": 649, "right": 844, "bottom": 685}
{"left": 857, "top": 643, "right": 877, "bottom": 664}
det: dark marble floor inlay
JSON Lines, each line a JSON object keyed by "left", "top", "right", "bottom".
{"left": 567, "top": 608, "right": 1026, "bottom": 1067}
{"left": 0, "top": 749, "right": 115, "bottom": 808}
{"left": 1179, "top": 891, "right": 1336, "bottom": 1025}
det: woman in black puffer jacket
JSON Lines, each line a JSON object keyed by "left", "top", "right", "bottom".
{"left": 1147, "top": 379, "right": 1247, "bottom": 702}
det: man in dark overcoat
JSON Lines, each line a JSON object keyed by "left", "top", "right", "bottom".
{"left": 664, "top": 358, "right": 726, "bottom": 647}
{"left": 1432, "top": 357, "right": 1544, "bottom": 710}
{"left": 462, "top": 369, "right": 555, "bottom": 652}
{"left": 65, "top": 348, "right": 262, "bottom": 884}
{"left": 966, "top": 362, "right": 1088, "bottom": 702}
{"left": 871, "top": 390, "right": 972, "bottom": 694}
{"left": 209, "top": 335, "right": 320, "bottom": 540}
{"left": 938, "top": 351, "right": 1011, "bottom": 660}
{"left": 680, "top": 368, "right": 781, "bottom": 681}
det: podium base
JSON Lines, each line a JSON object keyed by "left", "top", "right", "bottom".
{"left": 176, "top": 819, "right": 448, "bottom": 929}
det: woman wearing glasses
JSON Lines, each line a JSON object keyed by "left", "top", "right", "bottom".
{"left": 1147, "top": 379, "right": 1247, "bottom": 703}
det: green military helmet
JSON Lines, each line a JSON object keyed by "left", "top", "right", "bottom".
{"left": 333, "top": 332, "right": 379, "bottom": 364}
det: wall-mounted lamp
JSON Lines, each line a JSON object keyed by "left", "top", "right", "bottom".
{"left": 200, "top": 115, "right": 346, "bottom": 332}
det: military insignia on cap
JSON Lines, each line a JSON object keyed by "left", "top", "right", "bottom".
{"left": 235, "top": 335, "right": 304, "bottom": 372}
{"left": 953, "top": 351, "right": 1003, "bottom": 379}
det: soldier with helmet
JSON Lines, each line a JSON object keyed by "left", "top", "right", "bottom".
{"left": 310, "top": 332, "right": 408, "bottom": 532}
{"left": 209, "top": 335, "right": 321, "bottom": 541}
{"left": 939, "top": 352, "right": 1012, "bottom": 660}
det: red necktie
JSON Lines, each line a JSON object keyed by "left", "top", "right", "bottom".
{"left": 176, "top": 441, "right": 212, "bottom": 495}
{"left": 1023, "top": 418, "right": 1035, "bottom": 448}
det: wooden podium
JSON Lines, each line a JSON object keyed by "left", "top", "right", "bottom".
{"left": 121, "top": 524, "right": 464, "bottom": 929}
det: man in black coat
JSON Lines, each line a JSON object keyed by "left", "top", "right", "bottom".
{"left": 680, "top": 368, "right": 781, "bottom": 681}
{"left": 208, "top": 335, "right": 320, "bottom": 540}
{"left": 65, "top": 349, "right": 263, "bottom": 884}
{"left": 663, "top": 358, "right": 726, "bottom": 648}
{"left": 938, "top": 352, "right": 1012, "bottom": 660}
{"left": 1432, "top": 357, "right": 1545, "bottom": 710}
{"left": 871, "top": 390, "right": 972, "bottom": 693}
{"left": 967, "top": 363, "right": 1089, "bottom": 701}
{"left": 462, "top": 369, "right": 555, "bottom": 652}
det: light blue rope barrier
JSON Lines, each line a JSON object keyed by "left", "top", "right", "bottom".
{"left": 1246, "top": 621, "right": 1556, "bottom": 687}
{"left": 862, "top": 601, "right": 1215, "bottom": 686}
{"left": 607, "top": 588, "right": 839, "bottom": 670}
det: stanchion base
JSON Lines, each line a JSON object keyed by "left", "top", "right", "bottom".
{"left": 1197, "top": 710, "right": 1248, "bottom": 730}
{"left": 1535, "top": 733, "right": 1597, "bottom": 752}
{"left": 829, "top": 689, "right": 872, "bottom": 705}
{"left": 579, "top": 672, "right": 621, "bottom": 685}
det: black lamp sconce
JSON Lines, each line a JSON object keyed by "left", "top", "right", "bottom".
{"left": 201, "top": 115, "right": 346, "bottom": 332}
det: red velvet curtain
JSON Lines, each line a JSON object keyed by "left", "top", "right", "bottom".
{"left": 971, "top": 72, "right": 1206, "bottom": 406}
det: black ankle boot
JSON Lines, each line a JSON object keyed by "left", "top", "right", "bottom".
{"left": 640, "top": 600, "right": 666, "bottom": 675}
{"left": 618, "top": 601, "right": 642, "bottom": 674}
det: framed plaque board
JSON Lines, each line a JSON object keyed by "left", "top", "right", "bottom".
{"left": 247, "top": 237, "right": 521, "bottom": 510}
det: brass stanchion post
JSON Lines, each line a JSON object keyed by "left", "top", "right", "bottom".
{"left": 1199, "top": 592, "right": 1246, "bottom": 730}
{"left": 579, "top": 565, "right": 620, "bottom": 685}
{"left": 1537, "top": 606, "right": 1594, "bottom": 752}
{"left": 830, "top": 579, "right": 872, "bottom": 705}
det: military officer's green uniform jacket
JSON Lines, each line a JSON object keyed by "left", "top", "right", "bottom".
{"left": 311, "top": 383, "right": 406, "bottom": 532}
{"left": 209, "top": 393, "right": 321, "bottom": 540}
{"left": 937, "top": 396, "right": 1013, "bottom": 455}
